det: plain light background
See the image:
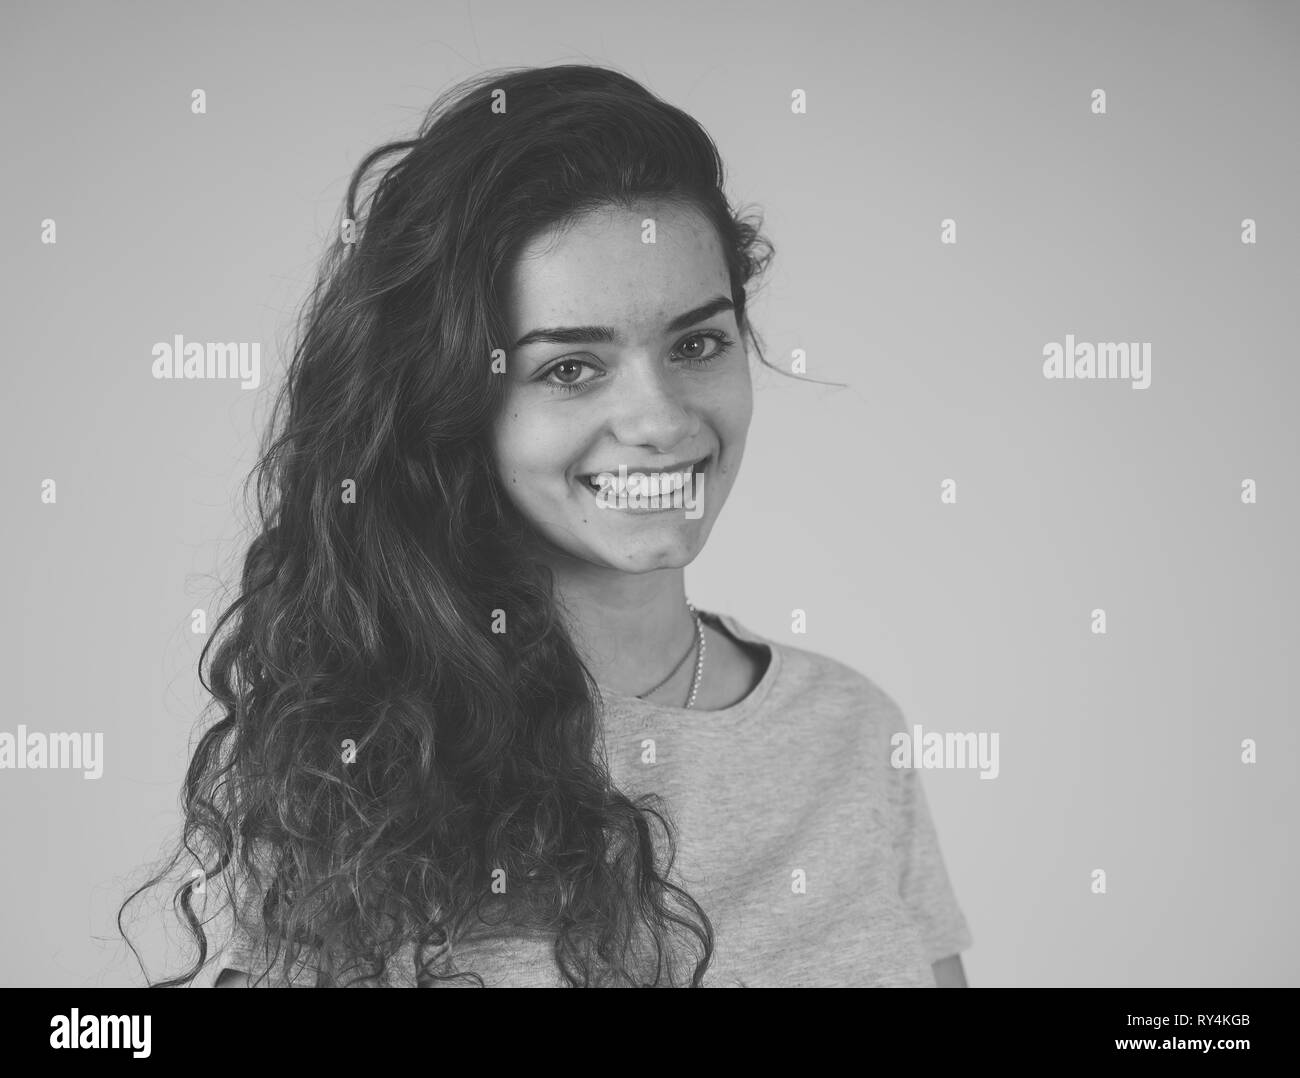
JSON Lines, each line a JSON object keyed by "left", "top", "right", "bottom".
{"left": 2, "top": 0, "right": 1296, "bottom": 987}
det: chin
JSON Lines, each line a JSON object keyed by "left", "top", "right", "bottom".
{"left": 606, "top": 551, "right": 697, "bottom": 573}
{"left": 605, "top": 532, "right": 711, "bottom": 571}
{"left": 532, "top": 505, "right": 721, "bottom": 570}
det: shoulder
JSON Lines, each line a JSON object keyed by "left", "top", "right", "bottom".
{"left": 718, "top": 613, "right": 909, "bottom": 743}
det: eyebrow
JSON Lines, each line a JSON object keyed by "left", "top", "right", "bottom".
{"left": 513, "top": 295, "right": 735, "bottom": 349}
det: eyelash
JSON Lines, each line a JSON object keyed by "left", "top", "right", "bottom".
{"left": 538, "top": 330, "right": 735, "bottom": 395}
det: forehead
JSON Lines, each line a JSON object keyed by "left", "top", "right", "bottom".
{"left": 505, "top": 202, "right": 730, "bottom": 332}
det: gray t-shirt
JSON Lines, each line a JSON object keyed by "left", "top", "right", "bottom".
{"left": 208, "top": 611, "right": 973, "bottom": 986}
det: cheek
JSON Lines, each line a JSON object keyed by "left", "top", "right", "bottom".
{"left": 487, "top": 413, "right": 524, "bottom": 489}
{"left": 717, "top": 368, "right": 754, "bottom": 435}
{"left": 491, "top": 406, "right": 563, "bottom": 485}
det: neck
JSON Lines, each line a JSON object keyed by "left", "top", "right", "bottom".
{"left": 546, "top": 561, "right": 697, "bottom": 697}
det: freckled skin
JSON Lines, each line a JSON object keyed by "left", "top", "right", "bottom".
{"left": 489, "top": 200, "right": 753, "bottom": 579}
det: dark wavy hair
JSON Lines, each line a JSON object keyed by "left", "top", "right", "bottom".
{"left": 120, "top": 62, "right": 777, "bottom": 987}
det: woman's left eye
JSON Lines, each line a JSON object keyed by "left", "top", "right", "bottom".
{"left": 538, "top": 330, "right": 735, "bottom": 395}
{"left": 674, "top": 329, "right": 734, "bottom": 365}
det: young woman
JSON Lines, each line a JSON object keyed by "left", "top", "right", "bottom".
{"left": 121, "top": 62, "right": 973, "bottom": 987}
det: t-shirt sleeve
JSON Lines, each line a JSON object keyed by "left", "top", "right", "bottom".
{"left": 885, "top": 716, "right": 975, "bottom": 964}
{"left": 205, "top": 866, "right": 274, "bottom": 986}
{"left": 205, "top": 849, "right": 319, "bottom": 987}
{"left": 208, "top": 885, "right": 267, "bottom": 985}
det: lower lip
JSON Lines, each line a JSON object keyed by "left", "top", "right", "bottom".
{"left": 578, "top": 456, "right": 710, "bottom": 513}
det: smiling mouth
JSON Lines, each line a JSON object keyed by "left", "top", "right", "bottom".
{"left": 579, "top": 456, "right": 710, "bottom": 503}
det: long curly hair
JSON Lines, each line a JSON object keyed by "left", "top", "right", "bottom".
{"left": 119, "top": 62, "right": 776, "bottom": 987}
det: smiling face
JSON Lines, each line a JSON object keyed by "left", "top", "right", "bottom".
{"left": 490, "top": 200, "right": 753, "bottom": 576}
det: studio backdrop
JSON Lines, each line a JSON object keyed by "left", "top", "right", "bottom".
{"left": 2, "top": 0, "right": 1296, "bottom": 987}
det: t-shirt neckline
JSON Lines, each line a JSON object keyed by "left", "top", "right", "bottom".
{"left": 597, "top": 609, "right": 781, "bottom": 723}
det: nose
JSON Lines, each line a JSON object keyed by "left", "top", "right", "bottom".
{"left": 606, "top": 358, "right": 700, "bottom": 450}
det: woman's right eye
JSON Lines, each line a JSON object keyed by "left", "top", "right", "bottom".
{"left": 539, "top": 358, "right": 601, "bottom": 394}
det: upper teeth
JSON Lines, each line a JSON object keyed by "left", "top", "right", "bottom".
{"left": 589, "top": 462, "right": 700, "bottom": 496}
